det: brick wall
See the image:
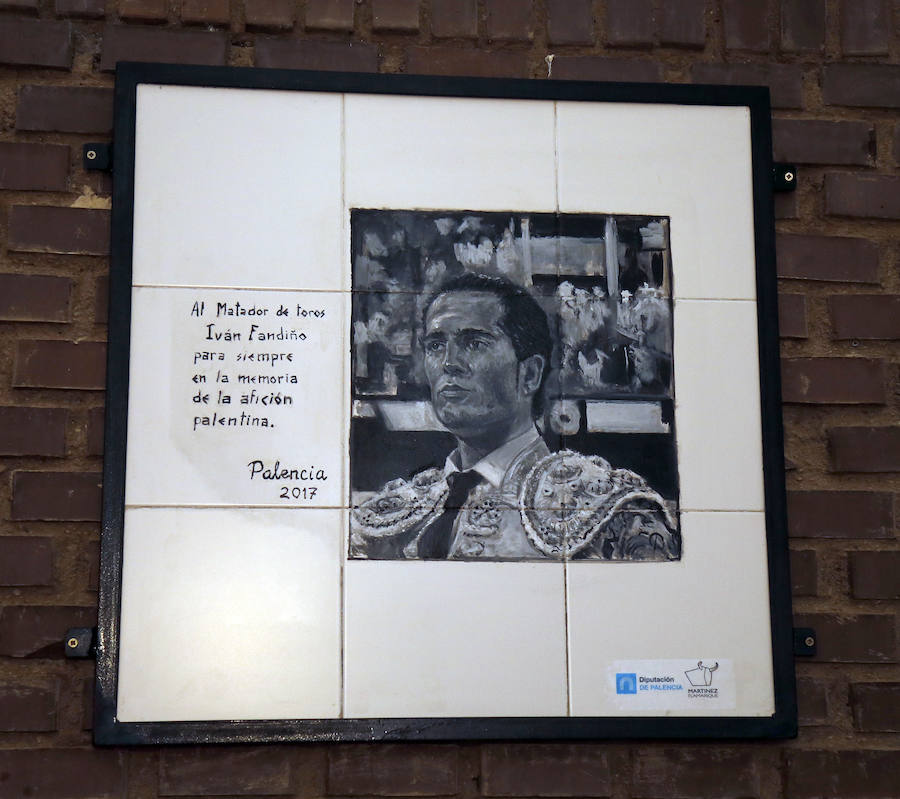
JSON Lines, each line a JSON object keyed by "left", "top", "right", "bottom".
{"left": 0, "top": 0, "right": 897, "bottom": 795}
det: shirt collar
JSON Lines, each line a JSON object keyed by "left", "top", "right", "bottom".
{"left": 444, "top": 426, "right": 542, "bottom": 489}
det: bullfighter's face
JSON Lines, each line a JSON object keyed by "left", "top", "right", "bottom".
{"left": 423, "top": 290, "right": 532, "bottom": 442}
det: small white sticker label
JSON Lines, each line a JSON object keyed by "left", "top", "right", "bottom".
{"left": 608, "top": 659, "right": 735, "bottom": 710}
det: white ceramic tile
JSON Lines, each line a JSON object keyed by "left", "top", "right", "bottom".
{"left": 132, "top": 85, "right": 346, "bottom": 291}
{"left": 672, "top": 298, "right": 765, "bottom": 512}
{"left": 345, "top": 94, "right": 557, "bottom": 212}
{"left": 556, "top": 102, "right": 757, "bottom": 301}
{"left": 343, "top": 561, "right": 567, "bottom": 717}
{"left": 124, "top": 287, "right": 348, "bottom": 507}
{"left": 116, "top": 507, "right": 343, "bottom": 721}
{"left": 567, "top": 511, "right": 774, "bottom": 717}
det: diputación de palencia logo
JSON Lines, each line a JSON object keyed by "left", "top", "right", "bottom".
{"left": 615, "top": 672, "right": 683, "bottom": 694}
{"left": 614, "top": 660, "right": 724, "bottom": 699}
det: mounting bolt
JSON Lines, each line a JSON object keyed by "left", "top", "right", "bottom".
{"left": 773, "top": 163, "right": 797, "bottom": 193}
{"left": 794, "top": 627, "right": 817, "bottom": 657}
{"left": 82, "top": 143, "right": 112, "bottom": 172}
{"left": 64, "top": 627, "right": 96, "bottom": 659}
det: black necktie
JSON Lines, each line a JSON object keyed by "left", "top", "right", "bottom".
{"left": 417, "top": 470, "right": 484, "bottom": 559}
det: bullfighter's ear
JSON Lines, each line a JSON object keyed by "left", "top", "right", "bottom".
{"left": 518, "top": 354, "right": 546, "bottom": 396}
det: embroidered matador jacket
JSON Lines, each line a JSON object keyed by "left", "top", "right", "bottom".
{"left": 350, "top": 427, "right": 680, "bottom": 561}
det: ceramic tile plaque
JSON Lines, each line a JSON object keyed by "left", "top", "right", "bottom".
{"left": 96, "top": 64, "right": 797, "bottom": 743}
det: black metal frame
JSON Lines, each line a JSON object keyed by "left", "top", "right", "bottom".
{"left": 96, "top": 62, "right": 797, "bottom": 745}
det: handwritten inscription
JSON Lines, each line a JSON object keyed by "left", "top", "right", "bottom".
{"left": 182, "top": 296, "right": 332, "bottom": 502}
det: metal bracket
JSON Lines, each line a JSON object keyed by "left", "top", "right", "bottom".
{"left": 83, "top": 143, "right": 112, "bottom": 172}
{"left": 773, "top": 163, "right": 797, "bottom": 192}
{"left": 793, "top": 627, "right": 817, "bottom": 657}
{"left": 64, "top": 627, "right": 96, "bottom": 659}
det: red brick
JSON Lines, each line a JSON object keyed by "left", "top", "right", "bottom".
{"left": 787, "top": 491, "right": 894, "bottom": 538}
{"left": 547, "top": 0, "right": 593, "bottom": 45}
{"left": 841, "top": 0, "right": 890, "bottom": 55}
{"left": 14, "top": 340, "right": 106, "bottom": 390}
{"left": 796, "top": 677, "right": 828, "bottom": 725}
{"left": 823, "top": 64, "right": 900, "bottom": 108}
{"left": 786, "top": 751, "right": 900, "bottom": 798}
{"left": 181, "top": 0, "right": 230, "bottom": 25}
{"left": 0, "top": 749, "right": 123, "bottom": 798}
{"left": 781, "top": 358, "right": 885, "bottom": 404}
{"left": 0, "top": 18, "right": 72, "bottom": 68}
{"left": 120, "top": 0, "right": 168, "bottom": 21}
{"left": 11, "top": 471, "right": 103, "bottom": 521}
{"left": 773, "top": 119, "right": 873, "bottom": 166}
{"left": 55, "top": 0, "right": 106, "bottom": 16}
{"left": 327, "top": 744, "right": 459, "bottom": 796}
{"left": 0, "top": 142, "right": 69, "bottom": 192}
{"left": 793, "top": 613, "right": 897, "bottom": 662}
{"left": 82, "top": 677, "right": 94, "bottom": 729}
{"left": 790, "top": 549, "right": 817, "bottom": 596}
{"left": 659, "top": 0, "right": 705, "bottom": 47}
{"left": 8, "top": 206, "right": 109, "bottom": 255}
{"left": 776, "top": 234, "right": 879, "bottom": 283}
{"left": 830, "top": 294, "right": 900, "bottom": 340}
{"left": 485, "top": 0, "right": 531, "bottom": 41}
{"left": 0, "top": 537, "right": 54, "bottom": 586}
{"left": 86, "top": 541, "right": 100, "bottom": 591}
{"left": 606, "top": 0, "right": 654, "bottom": 46}
{"left": 406, "top": 47, "right": 528, "bottom": 78}
{"left": 75, "top": 170, "right": 111, "bottom": 205}
{"left": 723, "top": 0, "right": 769, "bottom": 50}
{"left": 100, "top": 24, "right": 228, "bottom": 70}
{"left": 431, "top": 0, "right": 477, "bottom": 38}
{"left": 17, "top": 85, "right": 113, "bottom": 133}
{"left": 691, "top": 63, "right": 802, "bottom": 109}
{"left": 849, "top": 551, "right": 900, "bottom": 599}
{"left": 159, "top": 748, "right": 291, "bottom": 796}
{"left": 550, "top": 56, "right": 661, "bottom": 82}
{"left": 0, "top": 605, "right": 96, "bottom": 657}
{"left": 256, "top": 37, "right": 378, "bottom": 71}
{"left": 482, "top": 744, "right": 609, "bottom": 797}
{"left": 0, "top": 273, "right": 71, "bottom": 322}
{"left": 0, "top": 684, "right": 57, "bottom": 731}
{"left": 305, "top": 0, "right": 353, "bottom": 30}
{"left": 774, "top": 191, "right": 798, "bottom": 219}
{"left": 95, "top": 274, "right": 109, "bottom": 323}
{"left": 84, "top": 163, "right": 112, "bottom": 194}
{"left": 781, "top": 0, "right": 825, "bottom": 52}
{"left": 826, "top": 174, "right": 900, "bottom": 220}
{"left": 0, "top": 406, "right": 67, "bottom": 457}
{"left": 372, "top": 0, "right": 418, "bottom": 31}
{"left": 0, "top": 0, "right": 39, "bottom": 14}
{"left": 633, "top": 749, "right": 759, "bottom": 798}
{"left": 88, "top": 406, "right": 105, "bottom": 456}
{"left": 245, "top": 0, "right": 294, "bottom": 29}
{"left": 778, "top": 293, "right": 807, "bottom": 338}
{"left": 851, "top": 683, "right": 900, "bottom": 731}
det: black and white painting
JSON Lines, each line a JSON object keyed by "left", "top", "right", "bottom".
{"left": 349, "top": 210, "right": 680, "bottom": 562}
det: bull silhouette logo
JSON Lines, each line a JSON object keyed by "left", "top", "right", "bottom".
{"left": 684, "top": 661, "right": 718, "bottom": 687}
